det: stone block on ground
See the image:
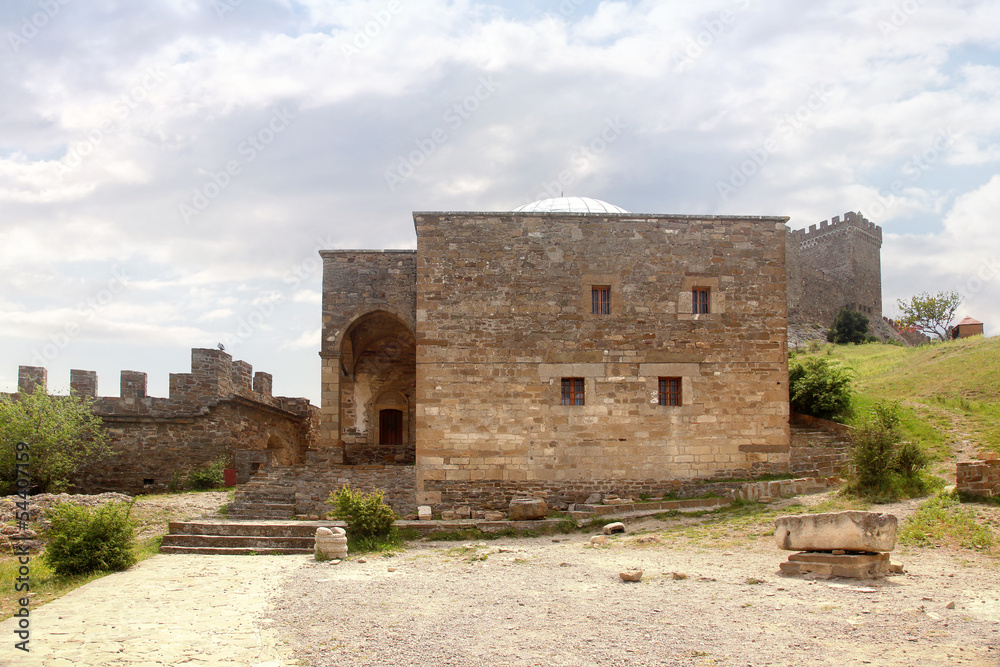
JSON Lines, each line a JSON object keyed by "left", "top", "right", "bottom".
{"left": 508, "top": 498, "right": 547, "bottom": 520}
{"left": 774, "top": 511, "right": 897, "bottom": 552}
{"left": 779, "top": 551, "right": 890, "bottom": 579}
{"left": 603, "top": 522, "right": 626, "bottom": 535}
{"left": 417, "top": 505, "right": 432, "bottom": 521}
{"left": 482, "top": 510, "right": 506, "bottom": 521}
{"left": 315, "top": 526, "right": 348, "bottom": 560}
{"left": 619, "top": 570, "right": 643, "bottom": 582}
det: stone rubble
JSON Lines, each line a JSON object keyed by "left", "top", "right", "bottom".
{"left": 508, "top": 498, "right": 547, "bottom": 520}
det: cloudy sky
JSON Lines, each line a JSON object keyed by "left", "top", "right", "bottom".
{"left": 1, "top": 0, "right": 997, "bottom": 403}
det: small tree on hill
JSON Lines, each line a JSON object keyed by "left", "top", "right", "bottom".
{"left": 0, "top": 386, "right": 112, "bottom": 493}
{"left": 827, "top": 307, "right": 870, "bottom": 345}
{"left": 895, "top": 291, "right": 963, "bottom": 341}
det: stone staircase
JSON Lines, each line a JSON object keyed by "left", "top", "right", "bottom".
{"left": 160, "top": 520, "right": 339, "bottom": 555}
{"left": 790, "top": 426, "right": 851, "bottom": 478}
{"left": 226, "top": 468, "right": 297, "bottom": 519}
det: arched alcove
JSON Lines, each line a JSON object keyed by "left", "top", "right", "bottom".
{"left": 337, "top": 311, "right": 416, "bottom": 464}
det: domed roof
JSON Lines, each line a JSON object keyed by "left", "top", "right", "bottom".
{"left": 511, "top": 196, "right": 629, "bottom": 214}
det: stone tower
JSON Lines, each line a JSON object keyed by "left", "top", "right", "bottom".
{"left": 786, "top": 211, "right": 883, "bottom": 328}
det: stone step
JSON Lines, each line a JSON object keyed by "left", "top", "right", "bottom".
{"left": 234, "top": 494, "right": 295, "bottom": 503}
{"left": 159, "top": 545, "right": 313, "bottom": 555}
{"left": 227, "top": 509, "right": 297, "bottom": 520}
{"left": 228, "top": 505, "right": 297, "bottom": 515}
{"left": 167, "top": 521, "right": 344, "bottom": 537}
{"left": 231, "top": 488, "right": 295, "bottom": 496}
{"left": 161, "top": 534, "right": 315, "bottom": 550}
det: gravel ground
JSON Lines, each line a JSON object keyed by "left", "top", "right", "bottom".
{"left": 268, "top": 505, "right": 1000, "bottom": 667}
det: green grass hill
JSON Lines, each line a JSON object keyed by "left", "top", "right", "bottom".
{"left": 792, "top": 334, "right": 1000, "bottom": 464}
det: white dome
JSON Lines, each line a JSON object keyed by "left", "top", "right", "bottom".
{"left": 512, "top": 196, "right": 629, "bottom": 214}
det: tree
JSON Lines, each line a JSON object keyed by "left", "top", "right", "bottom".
{"left": 0, "top": 385, "right": 112, "bottom": 494}
{"left": 895, "top": 291, "right": 963, "bottom": 341}
{"left": 827, "top": 307, "right": 870, "bottom": 345}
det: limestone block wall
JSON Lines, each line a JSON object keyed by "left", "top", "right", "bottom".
{"left": 264, "top": 463, "right": 417, "bottom": 516}
{"left": 319, "top": 250, "right": 417, "bottom": 457}
{"left": 786, "top": 211, "right": 883, "bottom": 328}
{"left": 957, "top": 459, "right": 1000, "bottom": 498}
{"left": 6, "top": 348, "right": 318, "bottom": 495}
{"left": 413, "top": 211, "right": 790, "bottom": 508}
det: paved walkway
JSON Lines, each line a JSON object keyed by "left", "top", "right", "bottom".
{"left": 0, "top": 554, "right": 309, "bottom": 667}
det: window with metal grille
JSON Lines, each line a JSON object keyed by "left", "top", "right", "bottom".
{"left": 561, "top": 377, "right": 585, "bottom": 406}
{"left": 692, "top": 288, "right": 710, "bottom": 314}
{"left": 591, "top": 286, "right": 611, "bottom": 315}
{"left": 658, "top": 377, "right": 682, "bottom": 406}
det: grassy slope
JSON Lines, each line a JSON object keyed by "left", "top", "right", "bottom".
{"left": 794, "top": 334, "right": 1000, "bottom": 458}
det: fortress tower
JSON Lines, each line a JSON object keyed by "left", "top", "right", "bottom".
{"left": 786, "top": 211, "right": 883, "bottom": 329}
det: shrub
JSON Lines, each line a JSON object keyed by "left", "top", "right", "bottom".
{"left": 326, "top": 485, "right": 396, "bottom": 541}
{"left": 847, "top": 400, "right": 930, "bottom": 500}
{"left": 788, "top": 357, "right": 854, "bottom": 420}
{"left": 827, "top": 307, "right": 870, "bottom": 345}
{"left": 186, "top": 456, "right": 227, "bottom": 490}
{"left": 43, "top": 500, "right": 137, "bottom": 576}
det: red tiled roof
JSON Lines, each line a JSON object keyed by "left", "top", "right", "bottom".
{"left": 957, "top": 316, "right": 983, "bottom": 326}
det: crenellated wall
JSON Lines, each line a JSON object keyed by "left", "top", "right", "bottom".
{"left": 786, "top": 211, "right": 884, "bottom": 331}
{"left": 4, "top": 348, "right": 319, "bottom": 494}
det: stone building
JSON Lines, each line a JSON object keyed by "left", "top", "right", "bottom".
{"left": 8, "top": 348, "right": 318, "bottom": 494}
{"left": 320, "top": 197, "right": 791, "bottom": 509}
{"left": 785, "top": 210, "right": 887, "bottom": 334}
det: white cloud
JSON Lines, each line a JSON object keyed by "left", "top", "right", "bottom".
{"left": 2, "top": 0, "right": 999, "bottom": 398}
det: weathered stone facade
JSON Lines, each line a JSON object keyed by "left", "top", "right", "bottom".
{"left": 786, "top": 211, "right": 884, "bottom": 331}
{"left": 319, "top": 250, "right": 417, "bottom": 466}
{"left": 321, "top": 206, "right": 792, "bottom": 510}
{"left": 5, "top": 349, "right": 318, "bottom": 495}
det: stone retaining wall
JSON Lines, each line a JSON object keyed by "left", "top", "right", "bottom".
{"left": 265, "top": 464, "right": 417, "bottom": 517}
{"left": 957, "top": 459, "right": 1000, "bottom": 498}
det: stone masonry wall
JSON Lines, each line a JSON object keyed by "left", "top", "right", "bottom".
{"left": 265, "top": 463, "right": 417, "bottom": 517}
{"left": 957, "top": 459, "right": 1000, "bottom": 498}
{"left": 786, "top": 211, "right": 883, "bottom": 330}
{"left": 413, "top": 211, "right": 791, "bottom": 507}
{"left": 318, "top": 250, "right": 417, "bottom": 458}
{"left": 5, "top": 348, "right": 318, "bottom": 495}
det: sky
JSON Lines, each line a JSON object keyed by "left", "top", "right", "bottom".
{"left": 1, "top": 0, "right": 998, "bottom": 404}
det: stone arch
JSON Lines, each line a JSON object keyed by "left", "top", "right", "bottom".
{"left": 337, "top": 310, "right": 416, "bottom": 465}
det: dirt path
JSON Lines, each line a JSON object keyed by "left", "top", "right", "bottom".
{"left": 0, "top": 553, "right": 303, "bottom": 667}
{"left": 904, "top": 400, "right": 986, "bottom": 483}
{"left": 268, "top": 530, "right": 1000, "bottom": 667}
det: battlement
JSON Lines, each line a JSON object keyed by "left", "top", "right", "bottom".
{"left": 12, "top": 348, "right": 305, "bottom": 418}
{"left": 789, "top": 211, "right": 882, "bottom": 249}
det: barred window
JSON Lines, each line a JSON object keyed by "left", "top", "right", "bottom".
{"left": 591, "top": 286, "right": 611, "bottom": 315}
{"left": 561, "top": 377, "right": 585, "bottom": 406}
{"left": 658, "top": 377, "right": 682, "bottom": 406}
{"left": 692, "top": 288, "right": 710, "bottom": 314}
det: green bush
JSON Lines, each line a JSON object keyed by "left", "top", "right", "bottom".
{"left": 43, "top": 500, "right": 137, "bottom": 576}
{"left": 326, "top": 485, "right": 396, "bottom": 541}
{"left": 827, "top": 307, "right": 870, "bottom": 345}
{"left": 788, "top": 356, "right": 854, "bottom": 420}
{"left": 186, "top": 456, "right": 227, "bottom": 490}
{"left": 847, "top": 400, "right": 931, "bottom": 499}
